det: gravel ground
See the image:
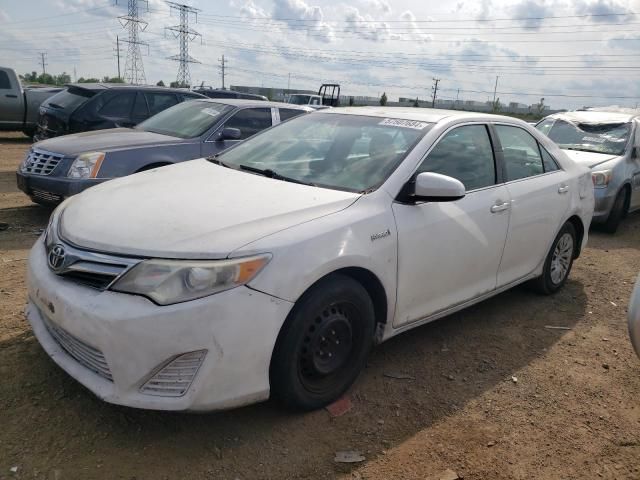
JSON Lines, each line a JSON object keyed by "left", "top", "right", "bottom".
{"left": 0, "top": 131, "right": 639, "bottom": 480}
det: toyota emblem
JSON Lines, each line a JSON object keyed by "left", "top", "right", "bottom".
{"left": 48, "top": 244, "right": 66, "bottom": 271}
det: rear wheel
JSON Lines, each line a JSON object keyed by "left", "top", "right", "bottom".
{"left": 601, "top": 187, "right": 628, "bottom": 234}
{"left": 270, "top": 274, "right": 375, "bottom": 411}
{"left": 531, "top": 222, "right": 576, "bottom": 295}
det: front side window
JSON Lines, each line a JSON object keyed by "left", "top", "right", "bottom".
{"left": 224, "top": 108, "right": 272, "bottom": 140}
{"left": 219, "top": 114, "right": 431, "bottom": 192}
{"left": 136, "top": 100, "right": 231, "bottom": 138}
{"left": 99, "top": 92, "right": 136, "bottom": 117}
{"left": 495, "top": 125, "right": 544, "bottom": 181}
{"left": 540, "top": 145, "right": 560, "bottom": 172}
{"left": 145, "top": 92, "right": 178, "bottom": 116}
{"left": 0, "top": 71, "right": 11, "bottom": 89}
{"left": 544, "top": 119, "right": 630, "bottom": 156}
{"left": 416, "top": 124, "right": 496, "bottom": 191}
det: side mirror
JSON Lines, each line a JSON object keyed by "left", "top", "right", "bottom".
{"left": 411, "top": 172, "right": 466, "bottom": 202}
{"left": 219, "top": 127, "right": 241, "bottom": 141}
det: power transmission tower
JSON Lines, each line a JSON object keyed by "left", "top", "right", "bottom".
{"left": 117, "top": 0, "right": 148, "bottom": 85}
{"left": 431, "top": 78, "right": 440, "bottom": 108}
{"left": 39, "top": 52, "right": 47, "bottom": 76}
{"left": 114, "top": 35, "right": 122, "bottom": 80}
{"left": 166, "top": 2, "right": 201, "bottom": 88}
{"left": 218, "top": 55, "right": 227, "bottom": 89}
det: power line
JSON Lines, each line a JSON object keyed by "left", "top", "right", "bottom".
{"left": 166, "top": 2, "right": 201, "bottom": 87}
{"left": 118, "top": 0, "right": 149, "bottom": 85}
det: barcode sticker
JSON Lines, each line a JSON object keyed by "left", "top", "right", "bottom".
{"left": 378, "top": 118, "right": 430, "bottom": 130}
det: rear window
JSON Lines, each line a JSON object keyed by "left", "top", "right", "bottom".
{"left": 279, "top": 108, "right": 307, "bottom": 121}
{"left": 45, "top": 87, "right": 95, "bottom": 111}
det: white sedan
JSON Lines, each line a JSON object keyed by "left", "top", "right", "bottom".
{"left": 26, "top": 107, "right": 594, "bottom": 411}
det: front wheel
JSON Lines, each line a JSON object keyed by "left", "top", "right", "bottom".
{"left": 270, "top": 274, "right": 375, "bottom": 411}
{"left": 531, "top": 222, "right": 576, "bottom": 295}
{"left": 601, "top": 188, "right": 628, "bottom": 234}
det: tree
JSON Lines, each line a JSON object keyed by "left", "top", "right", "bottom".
{"left": 169, "top": 81, "right": 180, "bottom": 88}
{"left": 492, "top": 97, "right": 502, "bottom": 113}
{"left": 413, "top": 97, "right": 419, "bottom": 107}
{"left": 102, "top": 76, "right": 124, "bottom": 83}
{"left": 535, "top": 97, "right": 546, "bottom": 116}
{"left": 379, "top": 92, "right": 387, "bottom": 106}
{"left": 156, "top": 80, "right": 165, "bottom": 87}
{"left": 78, "top": 77, "right": 100, "bottom": 83}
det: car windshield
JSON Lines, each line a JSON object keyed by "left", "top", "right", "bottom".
{"left": 288, "top": 95, "right": 311, "bottom": 105}
{"left": 218, "top": 113, "right": 432, "bottom": 192}
{"left": 543, "top": 119, "right": 630, "bottom": 155}
{"left": 136, "top": 100, "right": 232, "bottom": 138}
{"left": 45, "top": 87, "right": 95, "bottom": 111}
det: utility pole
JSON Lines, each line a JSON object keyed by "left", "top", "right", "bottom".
{"left": 73, "top": 66, "right": 77, "bottom": 83}
{"left": 114, "top": 35, "right": 122, "bottom": 80}
{"left": 117, "top": 0, "right": 149, "bottom": 85}
{"left": 166, "top": 2, "right": 201, "bottom": 88}
{"left": 218, "top": 54, "right": 226, "bottom": 89}
{"left": 456, "top": 88, "right": 460, "bottom": 109}
{"left": 431, "top": 78, "right": 440, "bottom": 108}
{"left": 492, "top": 75, "right": 499, "bottom": 105}
{"left": 39, "top": 52, "right": 47, "bottom": 76}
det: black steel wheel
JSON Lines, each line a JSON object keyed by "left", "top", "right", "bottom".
{"left": 270, "top": 274, "right": 375, "bottom": 410}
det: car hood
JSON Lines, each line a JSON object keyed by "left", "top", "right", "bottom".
{"left": 59, "top": 159, "right": 360, "bottom": 259}
{"left": 562, "top": 149, "right": 619, "bottom": 169}
{"left": 34, "top": 128, "right": 182, "bottom": 156}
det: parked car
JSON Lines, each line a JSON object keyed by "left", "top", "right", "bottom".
{"left": 0, "top": 66, "right": 62, "bottom": 137}
{"left": 34, "top": 84, "right": 206, "bottom": 141}
{"left": 194, "top": 88, "right": 267, "bottom": 101}
{"left": 287, "top": 93, "right": 324, "bottom": 108}
{"left": 536, "top": 110, "right": 640, "bottom": 232}
{"left": 26, "top": 108, "right": 594, "bottom": 411}
{"left": 17, "top": 99, "right": 311, "bottom": 205}
{"left": 629, "top": 275, "right": 640, "bottom": 359}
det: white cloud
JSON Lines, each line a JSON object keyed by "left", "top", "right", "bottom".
{"left": 272, "top": 0, "right": 334, "bottom": 43}
{"left": 344, "top": 7, "right": 391, "bottom": 42}
{"left": 399, "top": 10, "right": 432, "bottom": 44}
{"left": 510, "top": 0, "right": 554, "bottom": 29}
{"left": 362, "top": 0, "right": 392, "bottom": 14}
{"left": 573, "top": 0, "right": 634, "bottom": 22}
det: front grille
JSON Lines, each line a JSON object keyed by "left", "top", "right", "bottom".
{"left": 22, "top": 149, "right": 64, "bottom": 176}
{"left": 41, "top": 312, "right": 113, "bottom": 381}
{"left": 31, "top": 188, "right": 63, "bottom": 204}
{"left": 60, "top": 270, "right": 118, "bottom": 289}
{"left": 141, "top": 350, "right": 207, "bottom": 397}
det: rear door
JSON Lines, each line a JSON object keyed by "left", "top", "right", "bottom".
{"left": 144, "top": 92, "right": 179, "bottom": 120}
{"left": 0, "top": 68, "right": 22, "bottom": 127}
{"left": 494, "top": 123, "right": 572, "bottom": 287}
{"left": 631, "top": 119, "right": 640, "bottom": 210}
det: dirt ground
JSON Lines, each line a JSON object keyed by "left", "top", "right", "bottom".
{"left": 0, "top": 131, "right": 639, "bottom": 480}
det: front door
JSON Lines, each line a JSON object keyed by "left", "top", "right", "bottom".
{"left": 0, "top": 69, "right": 22, "bottom": 127}
{"left": 493, "top": 124, "right": 572, "bottom": 287}
{"left": 392, "top": 124, "right": 510, "bottom": 327}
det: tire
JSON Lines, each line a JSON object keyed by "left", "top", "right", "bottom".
{"left": 270, "top": 274, "right": 375, "bottom": 411}
{"left": 531, "top": 222, "right": 577, "bottom": 295}
{"left": 601, "top": 188, "right": 628, "bottom": 234}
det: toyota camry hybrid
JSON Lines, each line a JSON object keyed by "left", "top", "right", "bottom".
{"left": 26, "top": 107, "right": 594, "bottom": 411}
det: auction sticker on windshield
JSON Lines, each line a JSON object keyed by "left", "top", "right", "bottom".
{"left": 378, "top": 118, "right": 430, "bottom": 130}
{"left": 202, "top": 107, "right": 225, "bottom": 117}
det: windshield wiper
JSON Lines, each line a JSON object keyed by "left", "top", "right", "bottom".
{"left": 563, "top": 146, "right": 604, "bottom": 154}
{"left": 237, "top": 164, "right": 316, "bottom": 186}
{"left": 206, "top": 155, "right": 234, "bottom": 169}
{"left": 47, "top": 103, "right": 64, "bottom": 109}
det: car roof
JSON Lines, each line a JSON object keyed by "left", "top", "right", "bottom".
{"left": 65, "top": 83, "right": 205, "bottom": 95}
{"left": 547, "top": 110, "right": 638, "bottom": 123}
{"left": 190, "top": 98, "right": 313, "bottom": 110}
{"left": 316, "top": 106, "right": 524, "bottom": 124}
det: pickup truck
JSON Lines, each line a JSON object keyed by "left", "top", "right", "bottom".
{"left": 0, "top": 67, "right": 62, "bottom": 137}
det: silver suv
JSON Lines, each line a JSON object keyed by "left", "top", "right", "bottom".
{"left": 536, "top": 109, "right": 640, "bottom": 232}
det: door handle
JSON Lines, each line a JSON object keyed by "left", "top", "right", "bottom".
{"left": 558, "top": 184, "right": 570, "bottom": 194}
{"left": 490, "top": 202, "right": 510, "bottom": 213}
{"left": 5, "top": 94, "right": 18, "bottom": 98}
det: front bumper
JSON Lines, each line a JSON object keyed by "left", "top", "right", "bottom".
{"left": 17, "top": 171, "right": 105, "bottom": 203}
{"left": 591, "top": 187, "right": 618, "bottom": 223}
{"left": 26, "top": 238, "right": 294, "bottom": 411}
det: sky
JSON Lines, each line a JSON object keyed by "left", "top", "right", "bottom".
{"left": 1, "top": 0, "right": 639, "bottom": 110}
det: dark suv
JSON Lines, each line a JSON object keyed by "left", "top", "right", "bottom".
{"left": 34, "top": 84, "right": 205, "bottom": 141}
{"left": 194, "top": 88, "right": 268, "bottom": 101}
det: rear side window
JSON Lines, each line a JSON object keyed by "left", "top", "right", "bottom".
{"left": 99, "top": 92, "right": 136, "bottom": 117}
{"left": 279, "top": 108, "right": 306, "bottom": 121}
{"left": 132, "top": 92, "right": 148, "bottom": 117}
{"left": 540, "top": 145, "right": 560, "bottom": 172}
{"left": 145, "top": 93, "right": 179, "bottom": 116}
{"left": 224, "top": 108, "right": 272, "bottom": 140}
{"left": 495, "top": 125, "right": 544, "bottom": 181}
{"left": 417, "top": 124, "right": 496, "bottom": 191}
{"left": 0, "top": 71, "right": 11, "bottom": 89}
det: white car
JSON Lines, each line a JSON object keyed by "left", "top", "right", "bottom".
{"left": 26, "top": 108, "right": 594, "bottom": 411}
{"left": 629, "top": 275, "right": 640, "bottom": 359}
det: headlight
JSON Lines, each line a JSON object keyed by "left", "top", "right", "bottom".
{"left": 67, "top": 152, "right": 105, "bottom": 178}
{"left": 20, "top": 149, "right": 33, "bottom": 173}
{"left": 112, "top": 254, "right": 271, "bottom": 305}
{"left": 591, "top": 170, "right": 612, "bottom": 188}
